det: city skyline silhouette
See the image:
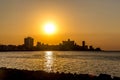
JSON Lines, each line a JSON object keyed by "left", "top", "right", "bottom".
{"left": 0, "top": 37, "right": 101, "bottom": 51}
{"left": 0, "top": 0, "right": 120, "bottom": 51}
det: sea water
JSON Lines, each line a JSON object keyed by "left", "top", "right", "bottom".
{"left": 0, "top": 51, "right": 119, "bottom": 76}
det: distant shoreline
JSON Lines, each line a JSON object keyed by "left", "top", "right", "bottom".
{"left": 0, "top": 50, "right": 103, "bottom": 52}
{"left": 0, "top": 50, "right": 120, "bottom": 52}
{"left": 0, "top": 38, "right": 102, "bottom": 51}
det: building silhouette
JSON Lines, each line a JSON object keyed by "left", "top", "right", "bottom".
{"left": 82, "top": 41, "right": 85, "bottom": 47}
{"left": 59, "top": 39, "right": 78, "bottom": 50}
{"left": 24, "top": 37, "right": 34, "bottom": 49}
{"left": 62, "top": 39, "right": 75, "bottom": 46}
{"left": 82, "top": 41, "right": 88, "bottom": 50}
{"left": 36, "top": 42, "right": 41, "bottom": 49}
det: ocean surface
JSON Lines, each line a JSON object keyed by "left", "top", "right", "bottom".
{"left": 0, "top": 51, "right": 120, "bottom": 76}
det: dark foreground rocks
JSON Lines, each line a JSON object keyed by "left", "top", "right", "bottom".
{"left": 0, "top": 67, "right": 119, "bottom": 80}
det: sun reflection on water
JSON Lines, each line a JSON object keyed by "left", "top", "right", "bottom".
{"left": 44, "top": 51, "right": 53, "bottom": 72}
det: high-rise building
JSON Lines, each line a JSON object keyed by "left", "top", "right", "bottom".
{"left": 24, "top": 37, "right": 34, "bottom": 49}
{"left": 82, "top": 41, "right": 85, "bottom": 47}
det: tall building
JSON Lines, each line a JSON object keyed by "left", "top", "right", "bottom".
{"left": 81, "top": 41, "right": 88, "bottom": 50}
{"left": 24, "top": 37, "right": 34, "bottom": 49}
{"left": 82, "top": 41, "right": 85, "bottom": 47}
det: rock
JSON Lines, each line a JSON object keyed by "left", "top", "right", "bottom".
{"left": 97, "top": 74, "right": 112, "bottom": 80}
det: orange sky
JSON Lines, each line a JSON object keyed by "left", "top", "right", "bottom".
{"left": 0, "top": 0, "right": 120, "bottom": 50}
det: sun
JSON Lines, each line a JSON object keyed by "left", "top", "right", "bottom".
{"left": 44, "top": 23, "right": 56, "bottom": 34}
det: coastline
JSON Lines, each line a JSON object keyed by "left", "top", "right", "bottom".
{"left": 0, "top": 67, "right": 119, "bottom": 80}
{"left": 0, "top": 50, "right": 120, "bottom": 52}
{"left": 0, "top": 50, "right": 103, "bottom": 52}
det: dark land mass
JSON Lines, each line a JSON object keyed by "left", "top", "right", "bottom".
{"left": 0, "top": 67, "right": 119, "bottom": 80}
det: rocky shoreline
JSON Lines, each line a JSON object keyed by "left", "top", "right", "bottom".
{"left": 0, "top": 67, "right": 119, "bottom": 80}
